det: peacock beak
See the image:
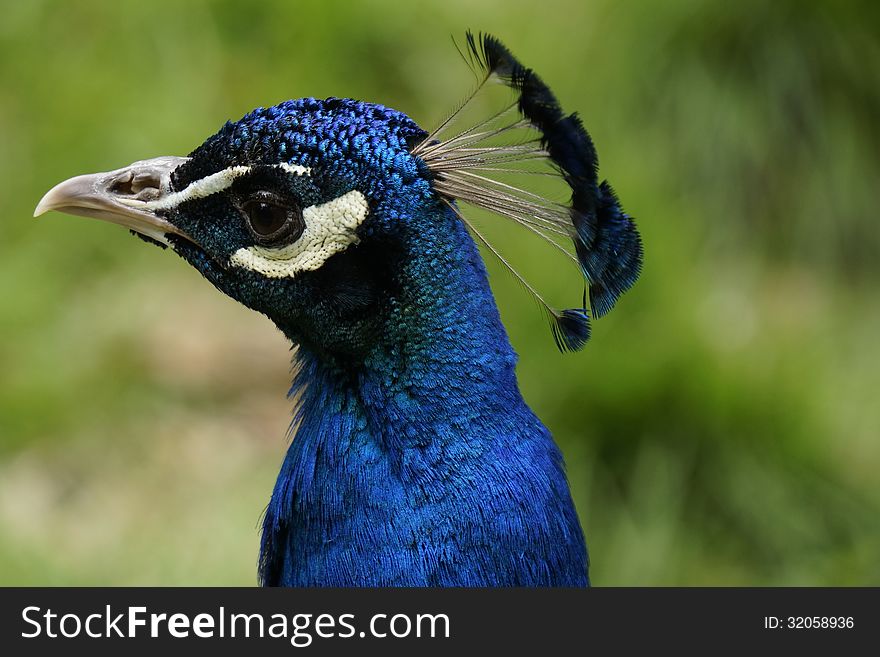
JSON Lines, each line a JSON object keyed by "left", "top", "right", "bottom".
{"left": 34, "top": 156, "right": 193, "bottom": 246}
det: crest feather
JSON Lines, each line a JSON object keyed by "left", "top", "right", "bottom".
{"left": 412, "top": 32, "right": 643, "bottom": 350}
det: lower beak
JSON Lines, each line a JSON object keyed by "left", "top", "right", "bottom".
{"left": 34, "top": 156, "right": 192, "bottom": 246}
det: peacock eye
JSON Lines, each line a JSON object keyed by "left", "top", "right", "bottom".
{"left": 244, "top": 201, "right": 286, "bottom": 235}
{"left": 240, "top": 195, "right": 304, "bottom": 243}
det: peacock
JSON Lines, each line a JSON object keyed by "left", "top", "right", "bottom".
{"left": 34, "top": 33, "right": 641, "bottom": 587}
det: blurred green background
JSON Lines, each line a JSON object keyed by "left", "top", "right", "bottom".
{"left": 1, "top": 0, "right": 878, "bottom": 585}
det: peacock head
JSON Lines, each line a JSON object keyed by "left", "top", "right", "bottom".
{"left": 35, "top": 97, "right": 440, "bottom": 358}
{"left": 35, "top": 33, "right": 642, "bottom": 360}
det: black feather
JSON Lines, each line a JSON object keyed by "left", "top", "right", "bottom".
{"left": 579, "top": 182, "right": 643, "bottom": 317}
{"left": 130, "top": 230, "right": 168, "bottom": 249}
{"left": 466, "top": 32, "right": 642, "bottom": 318}
{"left": 415, "top": 32, "right": 641, "bottom": 350}
{"left": 552, "top": 308, "right": 591, "bottom": 353}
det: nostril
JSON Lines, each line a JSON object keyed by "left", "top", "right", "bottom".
{"left": 108, "top": 171, "right": 135, "bottom": 196}
{"left": 131, "top": 171, "right": 163, "bottom": 201}
{"left": 132, "top": 171, "right": 161, "bottom": 194}
{"left": 109, "top": 170, "right": 162, "bottom": 201}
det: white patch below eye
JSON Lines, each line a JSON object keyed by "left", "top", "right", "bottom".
{"left": 229, "top": 190, "right": 369, "bottom": 278}
{"left": 120, "top": 163, "right": 312, "bottom": 211}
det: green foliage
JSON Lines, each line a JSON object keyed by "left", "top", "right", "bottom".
{"left": 1, "top": 0, "right": 877, "bottom": 585}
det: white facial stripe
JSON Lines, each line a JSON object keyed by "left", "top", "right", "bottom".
{"left": 119, "top": 163, "right": 311, "bottom": 211}
{"left": 229, "top": 190, "right": 369, "bottom": 278}
{"left": 276, "top": 163, "right": 311, "bottom": 177}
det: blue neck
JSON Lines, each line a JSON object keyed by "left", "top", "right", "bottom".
{"left": 260, "top": 207, "right": 588, "bottom": 586}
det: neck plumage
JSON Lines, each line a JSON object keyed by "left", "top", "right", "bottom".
{"left": 260, "top": 206, "right": 588, "bottom": 586}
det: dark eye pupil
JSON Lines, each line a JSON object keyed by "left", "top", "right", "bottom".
{"left": 247, "top": 201, "right": 288, "bottom": 236}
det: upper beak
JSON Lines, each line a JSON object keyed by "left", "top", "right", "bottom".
{"left": 34, "top": 156, "right": 192, "bottom": 246}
